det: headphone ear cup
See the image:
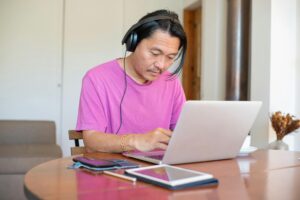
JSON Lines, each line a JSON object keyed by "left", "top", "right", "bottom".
{"left": 126, "top": 32, "right": 138, "bottom": 52}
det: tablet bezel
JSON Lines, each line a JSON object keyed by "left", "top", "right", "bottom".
{"left": 125, "top": 164, "right": 213, "bottom": 186}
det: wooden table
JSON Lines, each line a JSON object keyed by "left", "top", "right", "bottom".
{"left": 24, "top": 150, "right": 300, "bottom": 200}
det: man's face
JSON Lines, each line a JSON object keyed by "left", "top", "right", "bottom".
{"left": 130, "top": 30, "right": 180, "bottom": 83}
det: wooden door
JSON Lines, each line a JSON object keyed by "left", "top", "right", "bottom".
{"left": 183, "top": 7, "right": 202, "bottom": 100}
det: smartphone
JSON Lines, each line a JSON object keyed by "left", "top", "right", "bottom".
{"left": 73, "top": 156, "right": 119, "bottom": 168}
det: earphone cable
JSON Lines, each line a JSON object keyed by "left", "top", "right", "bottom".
{"left": 115, "top": 51, "right": 128, "bottom": 134}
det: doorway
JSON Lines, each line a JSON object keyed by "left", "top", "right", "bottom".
{"left": 182, "top": 7, "right": 202, "bottom": 100}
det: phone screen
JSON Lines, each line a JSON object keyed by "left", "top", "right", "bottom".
{"left": 136, "top": 166, "right": 204, "bottom": 181}
{"left": 73, "top": 157, "right": 117, "bottom": 168}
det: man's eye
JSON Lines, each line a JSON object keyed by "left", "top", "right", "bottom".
{"left": 151, "top": 51, "right": 160, "bottom": 56}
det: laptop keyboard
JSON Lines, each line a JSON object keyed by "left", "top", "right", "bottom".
{"left": 147, "top": 154, "right": 164, "bottom": 160}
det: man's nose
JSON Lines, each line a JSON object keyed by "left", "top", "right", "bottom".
{"left": 154, "top": 56, "right": 166, "bottom": 70}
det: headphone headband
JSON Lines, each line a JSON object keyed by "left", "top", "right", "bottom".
{"left": 121, "top": 15, "right": 180, "bottom": 51}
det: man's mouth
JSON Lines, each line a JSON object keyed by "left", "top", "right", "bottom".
{"left": 148, "top": 69, "right": 161, "bottom": 75}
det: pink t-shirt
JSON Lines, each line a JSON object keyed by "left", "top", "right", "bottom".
{"left": 76, "top": 59, "right": 186, "bottom": 135}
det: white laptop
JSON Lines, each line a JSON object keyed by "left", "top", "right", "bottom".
{"left": 123, "top": 100, "right": 262, "bottom": 164}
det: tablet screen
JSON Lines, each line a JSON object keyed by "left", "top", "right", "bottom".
{"left": 136, "top": 165, "right": 204, "bottom": 182}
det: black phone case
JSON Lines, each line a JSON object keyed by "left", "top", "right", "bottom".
{"left": 72, "top": 157, "right": 118, "bottom": 168}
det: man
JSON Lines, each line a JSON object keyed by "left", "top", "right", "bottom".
{"left": 76, "top": 9, "right": 187, "bottom": 153}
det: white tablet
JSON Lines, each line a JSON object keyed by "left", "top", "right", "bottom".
{"left": 125, "top": 164, "right": 218, "bottom": 190}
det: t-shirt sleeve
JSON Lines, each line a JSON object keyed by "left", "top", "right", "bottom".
{"left": 169, "top": 79, "right": 186, "bottom": 130}
{"left": 76, "top": 73, "right": 108, "bottom": 132}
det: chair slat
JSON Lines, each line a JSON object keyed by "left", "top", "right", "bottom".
{"left": 68, "top": 130, "right": 86, "bottom": 155}
{"left": 68, "top": 130, "right": 83, "bottom": 139}
{"left": 71, "top": 147, "right": 86, "bottom": 156}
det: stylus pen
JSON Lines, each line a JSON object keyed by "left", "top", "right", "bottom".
{"left": 103, "top": 170, "right": 137, "bottom": 183}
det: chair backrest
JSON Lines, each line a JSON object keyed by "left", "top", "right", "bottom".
{"left": 68, "top": 130, "right": 86, "bottom": 155}
{"left": 0, "top": 120, "right": 56, "bottom": 144}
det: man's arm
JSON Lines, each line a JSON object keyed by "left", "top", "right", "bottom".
{"left": 83, "top": 128, "right": 172, "bottom": 153}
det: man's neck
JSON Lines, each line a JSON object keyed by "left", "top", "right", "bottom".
{"left": 118, "top": 56, "right": 149, "bottom": 84}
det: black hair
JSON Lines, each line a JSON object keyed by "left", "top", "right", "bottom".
{"left": 134, "top": 9, "right": 187, "bottom": 76}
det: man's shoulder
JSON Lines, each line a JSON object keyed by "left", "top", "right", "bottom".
{"left": 87, "top": 59, "right": 118, "bottom": 74}
{"left": 84, "top": 59, "right": 120, "bottom": 79}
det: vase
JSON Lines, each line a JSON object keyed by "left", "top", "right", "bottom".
{"left": 267, "top": 140, "right": 289, "bottom": 150}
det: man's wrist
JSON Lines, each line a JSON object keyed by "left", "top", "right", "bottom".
{"left": 120, "top": 134, "right": 136, "bottom": 152}
{"left": 127, "top": 134, "right": 137, "bottom": 151}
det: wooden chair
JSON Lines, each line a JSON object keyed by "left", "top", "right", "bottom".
{"left": 68, "top": 130, "right": 86, "bottom": 155}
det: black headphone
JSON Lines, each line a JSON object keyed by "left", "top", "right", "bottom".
{"left": 121, "top": 15, "right": 180, "bottom": 52}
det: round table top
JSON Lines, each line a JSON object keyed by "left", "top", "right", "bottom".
{"left": 24, "top": 150, "right": 300, "bottom": 200}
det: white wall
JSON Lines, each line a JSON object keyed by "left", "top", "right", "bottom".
{"left": 184, "top": 0, "right": 199, "bottom": 7}
{"left": 270, "top": 0, "right": 297, "bottom": 114}
{"left": 123, "top": 0, "right": 183, "bottom": 33}
{"left": 250, "top": 0, "right": 272, "bottom": 148}
{"left": 200, "top": 0, "right": 227, "bottom": 100}
{"left": 297, "top": 0, "right": 300, "bottom": 115}
{"left": 0, "top": 0, "right": 63, "bottom": 145}
{"left": 294, "top": 0, "right": 300, "bottom": 150}
{"left": 269, "top": 0, "right": 298, "bottom": 150}
{"left": 297, "top": 0, "right": 300, "bottom": 117}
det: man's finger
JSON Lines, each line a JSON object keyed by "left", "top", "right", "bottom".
{"left": 158, "top": 134, "right": 171, "bottom": 143}
{"left": 155, "top": 142, "right": 168, "bottom": 150}
{"left": 158, "top": 128, "right": 172, "bottom": 136}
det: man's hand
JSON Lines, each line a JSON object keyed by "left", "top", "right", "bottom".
{"left": 133, "top": 128, "right": 172, "bottom": 152}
